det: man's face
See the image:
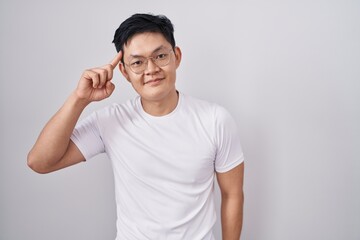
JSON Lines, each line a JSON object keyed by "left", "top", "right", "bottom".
{"left": 119, "top": 32, "right": 181, "bottom": 102}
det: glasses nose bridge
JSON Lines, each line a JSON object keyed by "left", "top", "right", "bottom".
{"left": 145, "top": 56, "right": 157, "bottom": 65}
{"left": 144, "top": 56, "right": 159, "bottom": 71}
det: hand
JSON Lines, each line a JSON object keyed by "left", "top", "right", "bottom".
{"left": 75, "top": 51, "right": 122, "bottom": 103}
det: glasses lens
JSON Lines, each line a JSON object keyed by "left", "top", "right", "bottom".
{"left": 128, "top": 50, "right": 172, "bottom": 74}
{"left": 129, "top": 57, "right": 146, "bottom": 74}
{"left": 154, "top": 51, "right": 171, "bottom": 67}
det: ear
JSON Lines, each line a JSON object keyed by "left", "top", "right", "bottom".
{"left": 174, "top": 46, "right": 182, "bottom": 69}
{"left": 119, "top": 62, "right": 131, "bottom": 83}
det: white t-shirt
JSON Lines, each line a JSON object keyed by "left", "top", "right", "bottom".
{"left": 71, "top": 92, "right": 244, "bottom": 240}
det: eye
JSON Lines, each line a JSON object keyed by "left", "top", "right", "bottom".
{"left": 130, "top": 60, "right": 143, "bottom": 67}
{"left": 156, "top": 53, "right": 168, "bottom": 60}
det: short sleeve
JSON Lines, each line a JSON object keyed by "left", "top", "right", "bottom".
{"left": 70, "top": 112, "right": 105, "bottom": 160}
{"left": 214, "top": 106, "right": 244, "bottom": 173}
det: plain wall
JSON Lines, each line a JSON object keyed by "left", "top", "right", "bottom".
{"left": 1, "top": 0, "right": 359, "bottom": 239}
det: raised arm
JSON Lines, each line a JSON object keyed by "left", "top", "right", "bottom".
{"left": 216, "top": 163, "right": 245, "bottom": 240}
{"left": 27, "top": 52, "right": 122, "bottom": 173}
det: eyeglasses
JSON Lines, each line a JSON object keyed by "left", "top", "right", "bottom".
{"left": 125, "top": 49, "right": 174, "bottom": 74}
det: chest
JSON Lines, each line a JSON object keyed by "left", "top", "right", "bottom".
{"left": 103, "top": 114, "right": 216, "bottom": 184}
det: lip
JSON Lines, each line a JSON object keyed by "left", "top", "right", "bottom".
{"left": 144, "top": 78, "right": 164, "bottom": 85}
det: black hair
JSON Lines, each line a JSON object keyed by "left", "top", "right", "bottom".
{"left": 112, "top": 13, "right": 176, "bottom": 63}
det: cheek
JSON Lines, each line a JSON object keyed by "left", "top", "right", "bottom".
{"left": 128, "top": 74, "right": 144, "bottom": 85}
{"left": 166, "top": 67, "right": 177, "bottom": 81}
{"left": 164, "top": 62, "right": 176, "bottom": 75}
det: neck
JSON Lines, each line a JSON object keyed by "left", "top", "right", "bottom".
{"left": 141, "top": 90, "right": 179, "bottom": 116}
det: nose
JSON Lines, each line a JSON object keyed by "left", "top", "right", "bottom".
{"left": 144, "top": 58, "right": 160, "bottom": 75}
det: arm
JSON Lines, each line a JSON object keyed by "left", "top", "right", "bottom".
{"left": 27, "top": 52, "right": 122, "bottom": 173}
{"left": 216, "top": 162, "right": 245, "bottom": 240}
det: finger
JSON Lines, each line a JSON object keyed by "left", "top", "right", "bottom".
{"left": 110, "top": 51, "right": 123, "bottom": 70}
{"left": 92, "top": 68, "right": 108, "bottom": 88}
{"left": 105, "top": 80, "right": 115, "bottom": 97}
{"left": 84, "top": 70, "right": 100, "bottom": 88}
{"left": 102, "top": 64, "right": 114, "bottom": 81}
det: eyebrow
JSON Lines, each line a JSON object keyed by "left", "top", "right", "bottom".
{"left": 129, "top": 45, "right": 168, "bottom": 58}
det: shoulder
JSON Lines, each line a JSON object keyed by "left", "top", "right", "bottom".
{"left": 95, "top": 97, "right": 138, "bottom": 116}
{"left": 181, "top": 93, "right": 231, "bottom": 120}
{"left": 181, "top": 93, "right": 220, "bottom": 113}
{"left": 88, "top": 96, "right": 140, "bottom": 125}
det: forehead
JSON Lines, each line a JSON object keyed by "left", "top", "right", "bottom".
{"left": 123, "top": 32, "right": 171, "bottom": 57}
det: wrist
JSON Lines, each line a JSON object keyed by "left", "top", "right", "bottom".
{"left": 69, "top": 91, "right": 91, "bottom": 109}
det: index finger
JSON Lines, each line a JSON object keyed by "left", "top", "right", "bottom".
{"left": 110, "top": 51, "right": 123, "bottom": 70}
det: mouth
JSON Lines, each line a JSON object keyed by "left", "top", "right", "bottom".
{"left": 144, "top": 78, "right": 164, "bottom": 85}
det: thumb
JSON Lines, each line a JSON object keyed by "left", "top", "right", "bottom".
{"left": 105, "top": 81, "right": 115, "bottom": 96}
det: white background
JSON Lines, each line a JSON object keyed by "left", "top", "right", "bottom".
{"left": 1, "top": 0, "right": 359, "bottom": 239}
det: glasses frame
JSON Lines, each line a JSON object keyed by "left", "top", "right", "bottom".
{"left": 125, "top": 49, "right": 174, "bottom": 74}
